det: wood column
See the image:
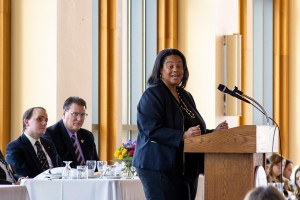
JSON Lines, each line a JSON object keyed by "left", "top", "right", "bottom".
{"left": 157, "top": 0, "right": 178, "bottom": 51}
{"left": 0, "top": 0, "right": 11, "bottom": 154}
{"left": 273, "top": 0, "right": 289, "bottom": 157}
{"left": 99, "top": 0, "right": 117, "bottom": 162}
{"left": 239, "top": 0, "right": 252, "bottom": 125}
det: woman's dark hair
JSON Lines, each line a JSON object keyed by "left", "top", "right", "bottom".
{"left": 22, "top": 107, "right": 46, "bottom": 132}
{"left": 294, "top": 167, "right": 300, "bottom": 194}
{"left": 244, "top": 186, "right": 285, "bottom": 200}
{"left": 147, "top": 48, "right": 189, "bottom": 88}
{"left": 284, "top": 159, "right": 293, "bottom": 169}
{"left": 63, "top": 96, "right": 87, "bottom": 111}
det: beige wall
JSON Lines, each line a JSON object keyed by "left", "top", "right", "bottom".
{"left": 11, "top": 0, "right": 92, "bottom": 140}
{"left": 289, "top": 0, "right": 300, "bottom": 166}
{"left": 56, "top": 0, "right": 92, "bottom": 127}
{"left": 178, "top": 0, "right": 240, "bottom": 129}
{"left": 11, "top": 0, "right": 57, "bottom": 139}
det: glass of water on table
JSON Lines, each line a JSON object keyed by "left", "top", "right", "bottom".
{"left": 97, "top": 161, "right": 108, "bottom": 178}
{"left": 86, "top": 160, "right": 97, "bottom": 178}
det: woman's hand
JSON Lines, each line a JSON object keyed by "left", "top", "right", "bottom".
{"left": 213, "top": 120, "right": 229, "bottom": 132}
{"left": 183, "top": 125, "right": 201, "bottom": 140}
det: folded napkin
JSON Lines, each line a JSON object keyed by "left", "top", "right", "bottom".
{"left": 34, "top": 167, "right": 65, "bottom": 179}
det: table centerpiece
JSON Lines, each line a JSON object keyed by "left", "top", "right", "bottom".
{"left": 114, "top": 140, "right": 136, "bottom": 178}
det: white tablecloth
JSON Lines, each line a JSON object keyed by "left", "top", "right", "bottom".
{"left": 0, "top": 185, "right": 30, "bottom": 200}
{"left": 21, "top": 175, "right": 204, "bottom": 200}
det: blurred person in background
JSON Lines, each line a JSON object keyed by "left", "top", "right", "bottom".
{"left": 294, "top": 167, "right": 300, "bottom": 199}
{"left": 243, "top": 186, "right": 285, "bottom": 200}
{"left": 283, "top": 159, "right": 294, "bottom": 180}
{"left": 0, "top": 149, "right": 16, "bottom": 184}
{"left": 267, "top": 153, "right": 294, "bottom": 195}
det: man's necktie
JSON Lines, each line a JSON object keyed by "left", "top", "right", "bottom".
{"left": 70, "top": 135, "right": 85, "bottom": 165}
{"left": 35, "top": 141, "right": 50, "bottom": 172}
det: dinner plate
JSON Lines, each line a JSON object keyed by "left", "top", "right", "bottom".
{"left": 102, "top": 175, "right": 122, "bottom": 179}
{"left": 88, "top": 174, "right": 100, "bottom": 178}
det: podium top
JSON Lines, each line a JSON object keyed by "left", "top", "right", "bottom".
{"left": 184, "top": 125, "right": 278, "bottom": 153}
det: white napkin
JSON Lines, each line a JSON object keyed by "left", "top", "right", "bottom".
{"left": 34, "top": 167, "right": 65, "bottom": 179}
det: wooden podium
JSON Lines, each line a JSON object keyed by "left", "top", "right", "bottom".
{"left": 184, "top": 125, "right": 278, "bottom": 200}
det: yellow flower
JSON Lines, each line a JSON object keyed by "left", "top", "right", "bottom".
{"left": 118, "top": 155, "right": 123, "bottom": 159}
{"left": 114, "top": 150, "right": 120, "bottom": 157}
{"left": 122, "top": 148, "right": 127, "bottom": 154}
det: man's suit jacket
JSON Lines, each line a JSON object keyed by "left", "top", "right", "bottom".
{"left": 44, "top": 119, "right": 98, "bottom": 168}
{"left": 6, "top": 134, "right": 62, "bottom": 179}
{"left": 0, "top": 150, "right": 13, "bottom": 184}
{"left": 0, "top": 179, "right": 12, "bottom": 185}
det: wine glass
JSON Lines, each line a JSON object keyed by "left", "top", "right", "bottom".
{"left": 62, "top": 161, "right": 72, "bottom": 179}
{"left": 86, "top": 160, "right": 96, "bottom": 177}
{"left": 97, "top": 161, "right": 107, "bottom": 178}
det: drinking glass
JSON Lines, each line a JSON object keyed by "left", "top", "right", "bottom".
{"left": 103, "top": 165, "right": 116, "bottom": 176}
{"left": 274, "top": 182, "right": 284, "bottom": 193}
{"left": 97, "top": 161, "right": 107, "bottom": 178}
{"left": 86, "top": 160, "right": 96, "bottom": 177}
{"left": 77, "top": 165, "right": 88, "bottom": 179}
{"left": 62, "top": 161, "right": 72, "bottom": 179}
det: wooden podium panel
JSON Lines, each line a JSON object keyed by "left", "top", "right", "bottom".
{"left": 184, "top": 125, "right": 277, "bottom": 200}
{"left": 204, "top": 153, "right": 263, "bottom": 200}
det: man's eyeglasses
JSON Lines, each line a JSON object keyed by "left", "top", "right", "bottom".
{"left": 68, "top": 111, "right": 88, "bottom": 119}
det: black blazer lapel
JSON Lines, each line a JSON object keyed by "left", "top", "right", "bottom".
{"left": 0, "top": 150, "right": 7, "bottom": 179}
{"left": 40, "top": 139, "right": 54, "bottom": 166}
{"left": 0, "top": 150, "right": 6, "bottom": 163}
{"left": 58, "top": 120, "right": 78, "bottom": 163}
{"left": 20, "top": 134, "right": 42, "bottom": 171}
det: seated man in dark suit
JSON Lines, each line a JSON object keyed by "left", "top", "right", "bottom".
{"left": 0, "top": 150, "right": 15, "bottom": 184}
{"left": 44, "top": 96, "right": 98, "bottom": 168}
{"left": 6, "top": 107, "right": 62, "bottom": 180}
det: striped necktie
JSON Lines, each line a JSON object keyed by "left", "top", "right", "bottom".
{"left": 35, "top": 141, "right": 50, "bottom": 172}
{"left": 70, "top": 134, "right": 85, "bottom": 165}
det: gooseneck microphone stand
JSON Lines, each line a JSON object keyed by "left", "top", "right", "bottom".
{"left": 232, "top": 86, "right": 270, "bottom": 125}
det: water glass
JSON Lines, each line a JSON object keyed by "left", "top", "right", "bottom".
{"left": 62, "top": 161, "right": 72, "bottom": 179}
{"left": 274, "top": 182, "right": 284, "bottom": 193}
{"left": 103, "top": 165, "right": 116, "bottom": 176}
{"left": 268, "top": 182, "right": 284, "bottom": 193}
{"left": 86, "top": 160, "right": 96, "bottom": 177}
{"left": 97, "top": 161, "right": 107, "bottom": 178}
{"left": 77, "top": 165, "right": 88, "bottom": 179}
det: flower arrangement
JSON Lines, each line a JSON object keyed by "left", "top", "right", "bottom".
{"left": 114, "top": 140, "right": 136, "bottom": 178}
{"left": 114, "top": 140, "right": 136, "bottom": 167}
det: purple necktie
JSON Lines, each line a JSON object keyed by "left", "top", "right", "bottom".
{"left": 70, "top": 135, "right": 85, "bottom": 165}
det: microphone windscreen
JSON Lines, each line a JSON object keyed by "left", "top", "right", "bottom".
{"left": 217, "top": 84, "right": 226, "bottom": 92}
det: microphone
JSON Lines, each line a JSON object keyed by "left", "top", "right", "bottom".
{"left": 231, "top": 85, "right": 270, "bottom": 125}
{"left": 232, "top": 86, "right": 243, "bottom": 95}
{"left": 217, "top": 84, "right": 250, "bottom": 104}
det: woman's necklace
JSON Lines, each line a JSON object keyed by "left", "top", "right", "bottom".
{"left": 177, "top": 89, "right": 195, "bottom": 118}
